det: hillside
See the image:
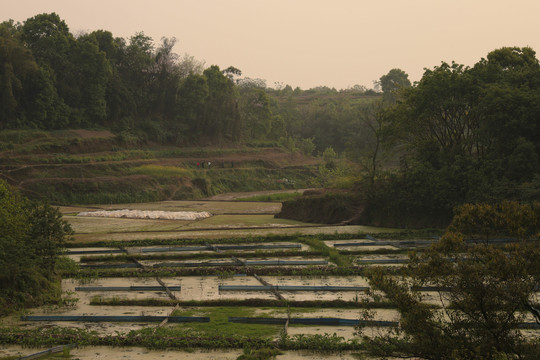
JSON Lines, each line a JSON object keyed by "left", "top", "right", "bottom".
{"left": 0, "top": 129, "right": 326, "bottom": 205}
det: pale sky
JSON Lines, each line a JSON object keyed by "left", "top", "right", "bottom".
{"left": 3, "top": 0, "right": 540, "bottom": 90}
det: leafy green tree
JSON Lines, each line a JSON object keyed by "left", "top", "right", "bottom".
{"left": 20, "top": 13, "right": 77, "bottom": 120}
{"left": 486, "top": 46, "right": 539, "bottom": 70}
{"left": 68, "top": 33, "right": 112, "bottom": 126}
{"left": 203, "top": 65, "right": 240, "bottom": 142}
{"left": 267, "top": 114, "right": 287, "bottom": 140}
{"left": 223, "top": 65, "right": 242, "bottom": 83}
{"left": 392, "top": 62, "right": 483, "bottom": 162}
{"left": 506, "top": 138, "right": 539, "bottom": 182}
{"left": 176, "top": 73, "right": 209, "bottom": 142}
{"left": 0, "top": 21, "right": 38, "bottom": 127}
{"left": 23, "top": 66, "right": 70, "bottom": 129}
{"left": 473, "top": 47, "right": 540, "bottom": 170}
{"left": 0, "top": 180, "right": 72, "bottom": 314}
{"left": 26, "top": 202, "right": 73, "bottom": 274}
{"left": 359, "top": 201, "right": 540, "bottom": 359}
{"left": 239, "top": 87, "right": 272, "bottom": 139}
{"left": 378, "top": 68, "right": 411, "bottom": 103}
{"left": 0, "top": 180, "right": 30, "bottom": 291}
{"left": 298, "top": 137, "right": 316, "bottom": 156}
{"left": 20, "top": 13, "right": 73, "bottom": 73}
{"left": 0, "top": 19, "right": 70, "bottom": 129}
{"left": 115, "top": 31, "right": 155, "bottom": 119}
{"left": 322, "top": 146, "right": 337, "bottom": 162}
{"left": 367, "top": 48, "right": 540, "bottom": 227}
{"left": 345, "top": 100, "right": 388, "bottom": 184}
{"left": 149, "top": 37, "right": 182, "bottom": 119}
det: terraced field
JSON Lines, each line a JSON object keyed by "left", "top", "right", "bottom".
{"left": 0, "top": 130, "right": 335, "bottom": 206}
{"left": 0, "top": 195, "right": 395, "bottom": 358}
{"left": 1, "top": 196, "right": 538, "bottom": 359}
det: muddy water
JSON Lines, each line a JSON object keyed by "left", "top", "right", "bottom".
{"left": 257, "top": 276, "right": 374, "bottom": 302}
{"left": 127, "top": 242, "right": 310, "bottom": 255}
{"left": 19, "top": 278, "right": 172, "bottom": 335}
{"left": 0, "top": 346, "right": 242, "bottom": 359}
{"left": 65, "top": 247, "right": 123, "bottom": 262}
{"left": 177, "top": 275, "right": 276, "bottom": 301}
{"left": 324, "top": 239, "right": 399, "bottom": 251}
{"left": 0, "top": 346, "right": 361, "bottom": 359}
{"left": 140, "top": 256, "right": 329, "bottom": 268}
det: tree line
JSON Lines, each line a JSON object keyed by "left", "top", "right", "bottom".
{"left": 0, "top": 13, "right": 382, "bottom": 150}
{"left": 0, "top": 13, "right": 236, "bottom": 144}
{"left": 2, "top": 13, "right": 539, "bottom": 228}
{"left": 360, "top": 47, "right": 540, "bottom": 227}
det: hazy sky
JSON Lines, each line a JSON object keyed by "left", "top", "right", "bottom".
{"left": 4, "top": 0, "right": 540, "bottom": 89}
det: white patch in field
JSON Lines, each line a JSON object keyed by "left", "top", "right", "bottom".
{"left": 77, "top": 209, "right": 212, "bottom": 220}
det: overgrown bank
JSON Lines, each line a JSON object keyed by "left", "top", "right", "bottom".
{"left": 0, "top": 130, "right": 330, "bottom": 205}
{"left": 276, "top": 189, "right": 363, "bottom": 225}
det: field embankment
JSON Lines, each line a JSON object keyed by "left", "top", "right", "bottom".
{"left": 0, "top": 130, "right": 326, "bottom": 205}
{"left": 276, "top": 189, "right": 364, "bottom": 225}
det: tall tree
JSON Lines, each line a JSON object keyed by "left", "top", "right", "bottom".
{"left": 69, "top": 33, "right": 112, "bottom": 126}
{"left": 378, "top": 68, "right": 411, "bottom": 103}
{"left": 346, "top": 101, "right": 387, "bottom": 184}
{"left": 239, "top": 87, "right": 272, "bottom": 139}
{"left": 21, "top": 13, "right": 75, "bottom": 116}
{"left": 149, "top": 37, "right": 181, "bottom": 119}
{"left": 0, "top": 19, "right": 69, "bottom": 129}
{"left": 0, "top": 20, "right": 38, "bottom": 127}
{"left": 116, "top": 32, "right": 155, "bottom": 118}
{"left": 176, "top": 73, "right": 209, "bottom": 142}
{"left": 0, "top": 180, "right": 72, "bottom": 314}
{"left": 203, "top": 65, "right": 239, "bottom": 142}
{"left": 390, "top": 62, "right": 484, "bottom": 164}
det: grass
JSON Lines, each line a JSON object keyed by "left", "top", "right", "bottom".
{"left": 171, "top": 307, "right": 282, "bottom": 339}
{"left": 88, "top": 297, "right": 397, "bottom": 309}
{"left": 80, "top": 250, "right": 321, "bottom": 263}
{"left": 300, "top": 237, "right": 353, "bottom": 267}
{"left": 64, "top": 214, "right": 309, "bottom": 244}
{"left": 237, "top": 192, "right": 303, "bottom": 202}
{"left": 186, "top": 214, "right": 309, "bottom": 228}
{"left": 128, "top": 165, "right": 193, "bottom": 178}
{"left": 1, "top": 128, "right": 327, "bottom": 206}
{"left": 65, "top": 215, "right": 190, "bottom": 234}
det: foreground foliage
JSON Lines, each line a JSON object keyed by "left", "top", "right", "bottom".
{"left": 359, "top": 202, "right": 540, "bottom": 359}
{"left": 0, "top": 180, "right": 73, "bottom": 315}
{"left": 0, "top": 326, "right": 363, "bottom": 352}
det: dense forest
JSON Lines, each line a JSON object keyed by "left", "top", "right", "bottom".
{"left": 1, "top": 13, "right": 539, "bottom": 228}
{"left": 0, "top": 13, "right": 378, "bottom": 154}
{"left": 359, "top": 49, "right": 540, "bottom": 227}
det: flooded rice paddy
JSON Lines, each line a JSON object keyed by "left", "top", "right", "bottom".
{"left": 4, "top": 197, "right": 537, "bottom": 358}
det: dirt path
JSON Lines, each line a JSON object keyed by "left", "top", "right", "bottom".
{"left": 206, "top": 188, "right": 311, "bottom": 201}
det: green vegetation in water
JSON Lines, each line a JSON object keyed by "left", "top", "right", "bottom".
{"left": 89, "top": 297, "right": 397, "bottom": 309}
{"left": 237, "top": 347, "right": 282, "bottom": 360}
{"left": 127, "top": 165, "right": 194, "bottom": 178}
{"left": 65, "top": 231, "right": 431, "bottom": 251}
{"left": 171, "top": 307, "right": 281, "bottom": 339}
{"left": 64, "top": 234, "right": 305, "bottom": 248}
{"left": 79, "top": 249, "right": 322, "bottom": 263}
{"left": 0, "top": 326, "right": 363, "bottom": 351}
{"left": 64, "top": 264, "right": 381, "bottom": 279}
{"left": 299, "top": 237, "right": 353, "bottom": 267}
